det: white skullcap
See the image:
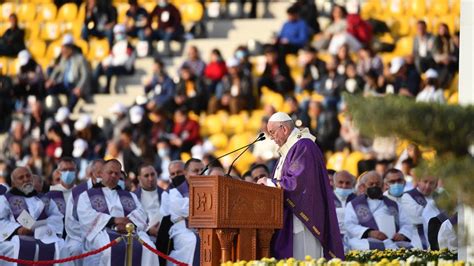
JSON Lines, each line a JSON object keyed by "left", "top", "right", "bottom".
{"left": 74, "top": 114, "right": 92, "bottom": 131}
{"left": 72, "top": 138, "right": 88, "bottom": 158}
{"left": 425, "top": 68, "right": 439, "bottom": 79}
{"left": 18, "top": 50, "right": 31, "bottom": 66}
{"left": 55, "top": 107, "right": 70, "bottom": 123}
{"left": 129, "top": 105, "right": 144, "bottom": 124}
{"left": 268, "top": 112, "right": 292, "bottom": 122}
{"left": 109, "top": 102, "right": 127, "bottom": 114}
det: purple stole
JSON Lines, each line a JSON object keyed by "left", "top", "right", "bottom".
{"left": 0, "top": 185, "right": 7, "bottom": 195}
{"left": 46, "top": 191, "right": 66, "bottom": 216}
{"left": 406, "top": 188, "right": 429, "bottom": 249}
{"left": 5, "top": 192, "right": 56, "bottom": 262}
{"left": 71, "top": 182, "right": 89, "bottom": 220}
{"left": 449, "top": 213, "right": 457, "bottom": 226}
{"left": 86, "top": 188, "right": 143, "bottom": 266}
{"left": 351, "top": 195, "right": 399, "bottom": 250}
{"left": 175, "top": 182, "right": 189, "bottom": 198}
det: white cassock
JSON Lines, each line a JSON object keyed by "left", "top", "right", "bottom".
{"left": 167, "top": 187, "right": 197, "bottom": 266}
{"left": 77, "top": 187, "right": 159, "bottom": 266}
{"left": 62, "top": 179, "right": 94, "bottom": 266}
{"left": 383, "top": 191, "right": 402, "bottom": 205}
{"left": 438, "top": 218, "right": 457, "bottom": 250}
{"left": 344, "top": 197, "right": 413, "bottom": 250}
{"left": 0, "top": 194, "right": 64, "bottom": 266}
{"left": 139, "top": 189, "right": 162, "bottom": 242}
{"left": 334, "top": 193, "right": 352, "bottom": 253}
{"left": 400, "top": 191, "right": 440, "bottom": 249}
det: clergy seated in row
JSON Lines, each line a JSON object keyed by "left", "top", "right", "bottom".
{"left": 64, "top": 159, "right": 105, "bottom": 265}
{"left": 76, "top": 159, "right": 159, "bottom": 265}
{"left": 332, "top": 170, "right": 356, "bottom": 252}
{"left": 401, "top": 175, "right": 441, "bottom": 250}
{"left": 160, "top": 158, "right": 203, "bottom": 266}
{"left": 134, "top": 164, "right": 164, "bottom": 242}
{"left": 344, "top": 171, "right": 413, "bottom": 250}
{"left": 0, "top": 167, "right": 64, "bottom": 263}
{"left": 382, "top": 169, "right": 407, "bottom": 204}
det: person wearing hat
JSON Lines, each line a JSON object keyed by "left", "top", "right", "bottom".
{"left": 416, "top": 68, "right": 445, "bottom": 103}
{"left": 257, "top": 112, "right": 344, "bottom": 260}
{"left": 92, "top": 24, "right": 136, "bottom": 94}
{"left": 12, "top": 50, "right": 45, "bottom": 101}
{"left": 207, "top": 56, "right": 254, "bottom": 114}
{"left": 45, "top": 38, "right": 92, "bottom": 111}
{"left": 74, "top": 114, "right": 107, "bottom": 159}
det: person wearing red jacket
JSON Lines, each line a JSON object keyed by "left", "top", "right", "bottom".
{"left": 204, "top": 49, "right": 228, "bottom": 97}
{"left": 169, "top": 107, "right": 201, "bottom": 159}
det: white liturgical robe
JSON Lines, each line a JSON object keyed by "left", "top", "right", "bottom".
{"left": 344, "top": 197, "right": 413, "bottom": 250}
{"left": 77, "top": 187, "right": 159, "bottom": 266}
{"left": 0, "top": 193, "right": 64, "bottom": 266}
{"left": 167, "top": 187, "right": 197, "bottom": 266}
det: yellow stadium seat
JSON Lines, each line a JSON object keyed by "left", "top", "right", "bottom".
{"left": 448, "top": 91, "right": 458, "bottom": 105}
{"left": 143, "top": 2, "right": 156, "bottom": 14}
{"left": 435, "top": 15, "right": 457, "bottom": 35}
{"left": 392, "top": 36, "right": 413, "bottom": 56}
{"left": 408, "top": 0, "right": 426, "bottom": 18}
{"left": 36, "top": 3, "right": 57, "bottom": 22}
{"left": 116, "top": 3, "right": 130, "bottom": 24}
{"left": 1, "top": 3, "right": 17, "bottom": 21}
{"left": 0, "top": 57, "right": 7, "bottom": 75}
{"left": 223, "top": 114, "right": 246, "bottom": 135}
{"left": 234, "top": 151, "right": 255, "bottom": 175}
{"left": 0, "top": 23, "right": 8, "bottom": 36}
{"left": 17, "top": 3, "right": 36, "bottom": 23}
{"left": 228, "top": 132, "right": 253, "bottom": 151}
{"left": 430, "top": 0, "right": 449, "bottom": 16}
{"left": 203, "top": 114, "right": 223, "bottom": 135}
{"left": 343, "top": 151, "right": 365, "bottom": 177}
{"left": 27, "top": 39, "right": 47, "bottom": 59}
{"left": 77, "top": 3, "right": 86, "bottom": 23}
{"left": 260, "top": 87, "right": 284, "bottom": 110}
{"left": 45, "top": 40, "right": 62, "bottom": 61}
{"left": 24, "top": 22, "right": 40, "bottom": 40}
{"left": 179, "top": 2, "right": 204, "bottom": 24}
{"left": 208, "top": 133, "right": 228, "bottom": 150}
{"left": 326, "top": 151, "right": 349, "bottom": 172}
{"left": 75, "top": 38, "right": 89, "bottom": 57}
{"left": 452, "top": 0, "right": 460, "bottom": 15}
{"left": 7, "top": 58, "right": 19, "bottom": 76}
{"left": 36, "top": 58, "right": 50, "bottom": 72}
{"left": 57, "top": 3, "right": 78, "bottom": 22}
{"left": 387, "top": 0, "right": 405, "bottom": 17}
{"left": 40, "top": 22, "right": 61, "bottom": 41}
{"left": 88, "top": 39, "right": 110, "bottom": 62}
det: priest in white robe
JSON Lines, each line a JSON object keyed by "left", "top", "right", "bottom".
{"left": 77, "top": 159, "right": 159, "bottom": 266}
{"left": 332, "top": 171, "right": 356, "bottom": 252}
{"left": 382, "top": 169, "right": 406, "bottom": 204}
{"left": 0, "top": 166, "right": 64, "bottom": 265}
{"left": 400, "top": 175, "right": 440, "bottom": 249}
{"left": 134, "top": 164, "right": 163, "bottom": 242}
{"left": 63, "top": 159, "right": 105, "bottom": 266}
{"left": 345, "top": 171, "right": 413, "bottom": 250}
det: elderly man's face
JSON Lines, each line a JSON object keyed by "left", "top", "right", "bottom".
{"left": 417, "top": 176, "right": 438, "bottom": 196}
{"left": 12, "top": 167, "right": 34, "bottom": 194}
{"left": 102, "top": 162, "right": 122, "bottom": 188}
{"left": 267, "top": 122, "right": 288, "bottom": 147}
{"left": 335, "top": 173, "right": 354, "bottom": 189}
{"left": 365, "top": 175, "right": 382, "bottom": 189}
{"left": 168, "top": 163, "right": 184, "bottom": 179}
{"left": 138, "top": 166, "right": 157, "bottom": 191}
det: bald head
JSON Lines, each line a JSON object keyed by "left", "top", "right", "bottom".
{"left": 102, "top": 160, "right": 122, "bottom": 188}
{"left": 11, "top": 167, "right": 34, "bottom": 194}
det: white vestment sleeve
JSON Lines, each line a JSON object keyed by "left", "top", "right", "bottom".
{"left": 160, "top": 191, "right": 170, "bottom": 217}
{"left": 400, "top": 193, "right": 424, "bottom": 225}
{"left": 168, "top": 189, "right": 189, "bottom": 218}
{"left": 65, "top": 193, "right": 82, "bottom": 242}
{"left": 344, "top": 202, "right": 371, "bottom": 239}
{"left": 126, "top": 193, "right": 148, "bottom": 231}
{"left": 45, "top": 199, "right": 64, "bottom": 236}
{"left": 397, "top": 204, "right": 414, "bottom": 240}
{"left": 0, "top": 196, "right": 20, "bottom": 241}
{"left": 77, "top": 192, "right": 112, "bottom": 242}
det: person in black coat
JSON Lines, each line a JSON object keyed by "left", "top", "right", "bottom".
{"left": 0, "top": 14, "right": 25, "bottom": 57}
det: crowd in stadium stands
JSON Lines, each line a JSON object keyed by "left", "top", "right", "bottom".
{"left": 0, "top": 0, "right": 460, "bottom": 264}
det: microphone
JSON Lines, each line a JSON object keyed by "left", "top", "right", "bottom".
{"left": 200, "top": 133, "right": 266, "bottom": 175}
{"left": 226, "top": 133, "right": 266, "bottom": 176}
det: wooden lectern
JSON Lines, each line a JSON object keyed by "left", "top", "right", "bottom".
{"left": 188, "top": 175, "right": 283, "bottom": 265}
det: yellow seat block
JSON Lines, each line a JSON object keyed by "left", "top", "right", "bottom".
{"left": 27, "top": 39, "right": 47, "bottom": 59}
{"left": 1, "top": 3, "right": 17, "bottom": 22}
{"left": 40, "top": 22, "right": 61, "bottom": 41}
{"left": 36, "top": 3, "right": 57, "bottom": 22}
{"left": 88, "top": 39, "right": 110, "bottom": 62}
{"left": 343, "top": 151, "right": 365, "bottom": 177}
{"left": 179, "top": 2, "right": 204, "bottom": 24}
{"left": 17, "top": 3, "right": 36, "bottom": 23}
{"left": 208, "top": 133, "right": 228, "bottom": 150}
{"left": 57, "top": 3, "right": 78, "bottom": 22}
{"left": 45, "top": 40, "right": 62, "bottom": 61}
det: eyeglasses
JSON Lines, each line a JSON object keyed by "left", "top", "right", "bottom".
{"left": 268, "top": 124, "right": 283, "bottom": 137}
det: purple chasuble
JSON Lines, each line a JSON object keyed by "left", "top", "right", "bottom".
{"left": 5, "top": 192, "right": 49, "bottom": 220}
{"left": 0, "top": 185, "right": 7, "bottom": 195}
{"left": 271, "top": 138, "right": 344, "bottom": 260}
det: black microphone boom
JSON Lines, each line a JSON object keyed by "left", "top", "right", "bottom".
{"left": 200, "top": 133, "right": 266, "bottom": 175}
{"left": 226, "top": 133, "right": 266, "bottom": 176}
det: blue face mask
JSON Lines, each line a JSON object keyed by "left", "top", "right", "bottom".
{"left": 60, "top": 171, "right": 76, "bottom": 185}
{"left": 389, "top": 183, "right": 405, "bottom": 197}
{"left": 118, "top": 180, "right": 125, "bottom": 190}
{"left": 334, "top": 188, "right": 354, "bottom": 198}
{"left": 235, "top": 50, "right": 246, "bottom": 60}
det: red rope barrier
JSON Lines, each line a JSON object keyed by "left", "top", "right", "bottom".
{"left": 135, "top": 237, "right": 188, "bottom": 266}
{"left": 0, "top": 237, "right": 123, "bottom": 265}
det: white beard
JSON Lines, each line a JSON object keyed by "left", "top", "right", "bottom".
{"left": 21, "top": 183, "right": 34, "bottom": 194}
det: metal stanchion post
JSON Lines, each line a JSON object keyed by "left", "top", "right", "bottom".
{"left": 126, "top": 223, "right": 135, "bottom": 266}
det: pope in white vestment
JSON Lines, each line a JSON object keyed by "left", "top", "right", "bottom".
{"left": 76, "top": 160, "right": 159, "bottom": 266}
{"left": 0, "top": 167, "right": 64, "bottom": 266}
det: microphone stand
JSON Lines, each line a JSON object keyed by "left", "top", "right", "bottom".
{"left": 226, "top": 134, "right": 266, "bottom": 176}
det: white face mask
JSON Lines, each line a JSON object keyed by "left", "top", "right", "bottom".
{"left": 158, "top": 149, "right": 169, "bottom": 158}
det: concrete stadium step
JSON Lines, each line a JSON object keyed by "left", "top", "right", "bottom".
{"left": 206, "top": 18, "right": 283, "bottom": 40}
